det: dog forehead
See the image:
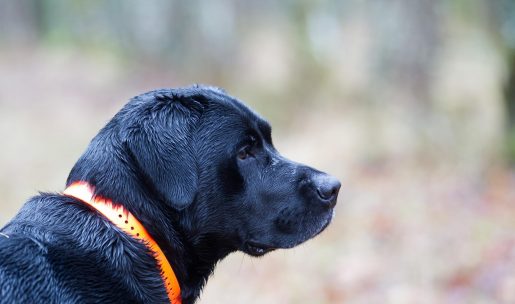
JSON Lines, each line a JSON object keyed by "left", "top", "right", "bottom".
{"left": 205, "top": 103, "right": 270, "bottom": 141}
{"left": 205, "top": 91, "right": 270, "bottom": 129}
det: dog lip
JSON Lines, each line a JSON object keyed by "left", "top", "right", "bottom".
{"left": 244, "top": 241, "right": 277, "bottom": 256}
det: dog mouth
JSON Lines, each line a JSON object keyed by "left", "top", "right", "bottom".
{"left": 242, "top": 211, "right": 334, "bottom": 257}
{"left": 243, "top": 241, "right": 277, "bottom": 257}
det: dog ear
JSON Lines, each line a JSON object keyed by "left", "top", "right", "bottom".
{"left": 121, "top": 91, "right": 207, "bottom": 210}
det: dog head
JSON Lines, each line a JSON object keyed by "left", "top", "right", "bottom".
{"left": 70, "top": 85, "right": 340, "bottom": 257}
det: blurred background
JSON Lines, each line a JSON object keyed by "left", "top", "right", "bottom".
{"left": 1, "top": 0, "right": 515, "bottom": 303}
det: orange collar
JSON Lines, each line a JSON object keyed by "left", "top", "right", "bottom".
{"left": 63, "top": 181, "right": 182, "bottom": 304}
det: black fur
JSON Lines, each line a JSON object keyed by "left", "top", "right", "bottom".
{"left": 0, "top": 85, "right": 340, "bottom": 303}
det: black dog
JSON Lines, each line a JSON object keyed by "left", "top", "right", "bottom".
{"left": 0, "top": 85, "right": 340, "bottom": 303}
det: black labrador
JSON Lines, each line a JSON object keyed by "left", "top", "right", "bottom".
{"left": 0, "top": 85, "right": 340, "bottom": 303}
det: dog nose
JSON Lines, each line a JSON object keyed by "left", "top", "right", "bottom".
{"left": 313, "top": 174, "right": 341, "bottom": 208}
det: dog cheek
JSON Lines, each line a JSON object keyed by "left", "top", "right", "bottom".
{"left": 218, "top": 158, "right": 244, "bottom": 197}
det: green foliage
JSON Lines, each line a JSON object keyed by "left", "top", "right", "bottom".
{"left": 507, "top": 127, "right": 515, "bottom": 165}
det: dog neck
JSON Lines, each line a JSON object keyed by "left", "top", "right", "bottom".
{"left": 67, "top": 136, "right": 234, "bottom": 304}
{"left": 63, "top": 181, "right": 182, "bottom": 304}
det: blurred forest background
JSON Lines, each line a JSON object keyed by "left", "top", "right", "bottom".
{"left": 1, "top": 1, "right": 515, "bottom": 303}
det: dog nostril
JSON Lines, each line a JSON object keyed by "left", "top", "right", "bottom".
{"left": 317, "top": 185, "right": 340, "bottom": 200}
{"left": 314, "top": 175, "right": 341, "bottom": 206}
{"left": 317, "top": 187, "right": 337, "bottom": 200}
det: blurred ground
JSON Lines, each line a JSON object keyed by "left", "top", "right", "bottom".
{"left": 1, "top": 1, "right": 515, "bottom": 303}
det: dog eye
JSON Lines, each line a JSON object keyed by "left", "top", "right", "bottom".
{"left": 238, "top": 146, "right": 252, "bottom": 160}
{"left": 237, "top": 135, "right": 258, "bottom": 160}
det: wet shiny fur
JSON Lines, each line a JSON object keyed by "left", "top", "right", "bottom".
{"left": 0, "top": 85, "right": 340, "bottom": 303}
